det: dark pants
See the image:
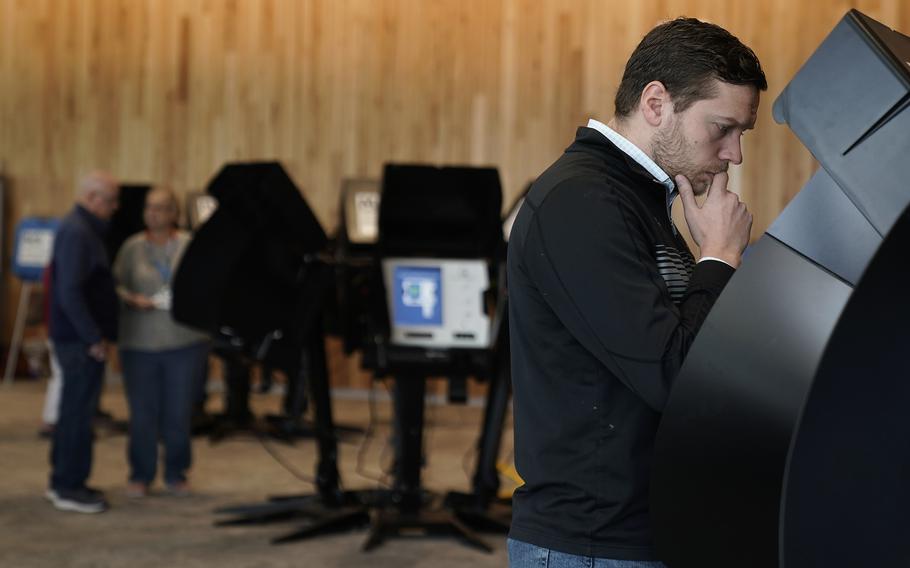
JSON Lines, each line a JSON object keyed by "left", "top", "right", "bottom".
{"left": 49, "top": 342, "right": 104, "bottom": 491}
{"left": 120, "top": 343, "right": 207, "bottom": 485}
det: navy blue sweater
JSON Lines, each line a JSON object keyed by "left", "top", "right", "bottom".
{"left": 507, "top": 128, "right": 734, "bottom": 559}
{"left": 50, "top": 205, "right": 118, "bottom": 344}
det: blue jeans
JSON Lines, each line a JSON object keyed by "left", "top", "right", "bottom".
{"left": 50, "top": 342, "right": 105, "bottom": 491}
{"left": 508, "top": 539, "right": 668, "bottom": 568}
{"left": 120, "top": 343, "right": 207, "bottom": 485}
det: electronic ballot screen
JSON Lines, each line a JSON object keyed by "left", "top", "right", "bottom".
{"left": 392, "top": 265, "right": 443, "bottom": 327}
{"left": 382, "top": 258, "right": 490, "bottom": 349}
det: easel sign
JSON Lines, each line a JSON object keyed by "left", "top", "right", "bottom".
{"left": 13, "top": 217, "right": 60, "bottom": 281}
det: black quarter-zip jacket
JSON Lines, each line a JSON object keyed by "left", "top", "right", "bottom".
{"left": 507, "top": 127, "right": 734, "bottom": 559}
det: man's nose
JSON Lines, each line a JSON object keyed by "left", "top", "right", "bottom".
{"left": 720, "top": 137, "right": 743, "bottom": 165}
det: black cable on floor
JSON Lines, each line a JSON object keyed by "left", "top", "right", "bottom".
{"left": 354, "top": 378, "right": 392, "bottom": 487}
{"left": 378, "top": 378, "right": 396, "bottom": 485}
{"left": 255, "top": 432, "right": 316, "bottom": 485}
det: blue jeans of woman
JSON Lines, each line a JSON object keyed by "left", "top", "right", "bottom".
{"left": 508, "top": 539, "right": 668, "bottom": 568}
{"left": 120, "top": 342, "right": 208, "bottom": 485}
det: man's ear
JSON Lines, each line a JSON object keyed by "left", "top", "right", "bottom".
{"left": 639, "top": 81, "right": 672, "bottom": 127}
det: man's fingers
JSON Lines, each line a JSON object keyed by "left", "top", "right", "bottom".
{"left": 675, "top": 175, "right": 698, "bottom": 210}
{"left": 705, "top": 171, "right": 728, "bottom": 202}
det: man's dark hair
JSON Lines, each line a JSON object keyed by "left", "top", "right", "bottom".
{"left": 614, "top": 17, "right": 767, "bottom": 117}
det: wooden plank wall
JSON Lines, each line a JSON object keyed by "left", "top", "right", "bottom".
{"left": 1, "top": 0, "right": 908, "bottom": 391}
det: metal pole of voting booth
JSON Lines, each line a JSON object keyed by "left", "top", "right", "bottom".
{"left": 3, "top": 282, "right": 35, "bottom": 386}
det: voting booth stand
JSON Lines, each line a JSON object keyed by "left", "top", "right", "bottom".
{"left": 173, "top": 163, "right": 387, "bottom": 545}
{"left": 334, "top": 174, "right": 517, "bottom": 543}
{"left": 4, "top": 218, "right": 59, "bottom": 386}
{"left": 350, "top": 164, "right": 508, "bottom": 552}
{"left": 209, "top": 178, "right": 386, "bottom": 547}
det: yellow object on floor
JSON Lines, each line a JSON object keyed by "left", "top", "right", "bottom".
{"left": 497, "top": 461, "right": 524, "bottom": 499}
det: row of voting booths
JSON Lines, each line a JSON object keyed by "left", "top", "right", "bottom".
{"left": 2, "top": 156, "right": 522, "bottom": 553}
{"left": 167, "top": 161, "right": 522, "bottom": 551}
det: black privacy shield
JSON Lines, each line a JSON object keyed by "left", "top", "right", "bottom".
{"left": 650, "top": 236, "right": 852, "bottom": 568}
{"left": 781, "top": 205, "right": 910, "bottom": 568}
{"left": 651, "top": 10, "right": 910, "bottom": 568}
{"left": 772, "top": 10, "right": 910, "bottom": 235}
{"left": 378, "top": 164, "right": 503, "bottom": 259}
{"left": 105, "top": 184, "right": 150, "bottom": 262}
{"left": 766, "top": 168, "right": 881, "bottom": 287}
{"left": 172, "top": 162, "right": 326, "bottom": 342}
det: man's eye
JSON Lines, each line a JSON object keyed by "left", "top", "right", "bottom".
{"left": 716, "top": 124, "right": 731, "bottom": 135}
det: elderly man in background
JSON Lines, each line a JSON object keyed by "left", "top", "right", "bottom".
{"left": 46, "top": 171, "right": 119, "bottom": 514}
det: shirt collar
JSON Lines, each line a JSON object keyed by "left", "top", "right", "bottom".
{"left": 587, "top": 118, "right": 674, "bottom": 188}
{"left": 586, "top": 118, "right": 678, "bottom": 225}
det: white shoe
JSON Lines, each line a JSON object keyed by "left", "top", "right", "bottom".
{"left": 47, "top": 487, "right": 108, "bottom": 514}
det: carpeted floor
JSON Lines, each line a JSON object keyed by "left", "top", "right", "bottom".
{"left": 0, "top": 378, "right": 513, "bottom": 567}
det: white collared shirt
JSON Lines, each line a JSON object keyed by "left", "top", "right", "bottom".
{"left": 586, "top": 118, "right": 731, "bottom": 267}
{"left": 586, "top": 118, "right": 674, "bottom": 195}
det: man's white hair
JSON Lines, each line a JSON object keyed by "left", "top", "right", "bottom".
{"left": 78, "top": 170, "right": 118, "bottom": 199}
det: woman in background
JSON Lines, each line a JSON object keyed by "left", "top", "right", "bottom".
{"left": 113, "top": 187, "right": 208, "bottom": 497}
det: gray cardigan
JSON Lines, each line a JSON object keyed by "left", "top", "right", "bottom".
{"left": 112, "top": 230, "right": 208, "bottom": 351}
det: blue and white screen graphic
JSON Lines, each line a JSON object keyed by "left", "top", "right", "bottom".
{"left": 393, "top": 266, "right": 443, "bottom": 326}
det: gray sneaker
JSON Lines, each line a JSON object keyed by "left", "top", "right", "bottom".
{"left": 47, "top": 487, "right": 108, "bottom": 514}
